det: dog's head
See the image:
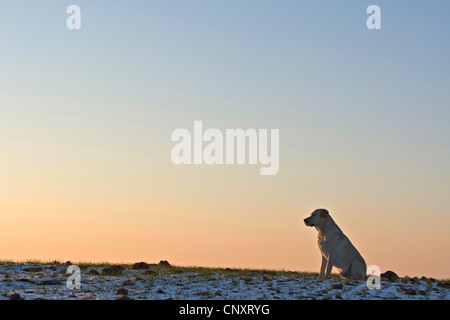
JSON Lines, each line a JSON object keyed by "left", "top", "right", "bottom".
{"left": 304, "top": 209, "right": 329, "bottom": 228}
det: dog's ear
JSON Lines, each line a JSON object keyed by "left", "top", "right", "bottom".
{"left": 319, "top": 209, "right": 329, "bottom": 218}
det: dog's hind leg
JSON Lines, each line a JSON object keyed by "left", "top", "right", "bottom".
{"left": 349, "top": 260, "right": 367, "bottom": 280}
{"left": 338, "top": 264, "right": 352, "bottom": 279}
{"left": 339, "top": 270, "right": 350, "bottom": 279}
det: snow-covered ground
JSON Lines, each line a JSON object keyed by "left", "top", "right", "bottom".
{"left": 0, "top": 261, "right": 448, "bottom": 300}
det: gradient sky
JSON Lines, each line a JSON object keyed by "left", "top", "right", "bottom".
{"left": 0, "top": 1, "right": 449, "bottom": 279}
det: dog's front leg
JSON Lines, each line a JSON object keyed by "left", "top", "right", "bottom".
{"left": 318, "top": 256, "right": 327, "bottom": 278}
{"left": 324, "top": 255, "right": 334, "bottom": 278}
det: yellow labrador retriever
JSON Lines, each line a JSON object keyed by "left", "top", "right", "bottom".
{"left": 304, "top": 209, "right": 366, "bottom": 280}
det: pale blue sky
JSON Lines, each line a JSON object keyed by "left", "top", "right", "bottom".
{"left": 2, "top": 0, "right": 448, "bottom": 185}
{"left": 1, "top": 1, "right": 449, "bottom": 127}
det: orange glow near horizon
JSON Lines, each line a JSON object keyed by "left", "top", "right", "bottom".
{"left": 1, "top": 103, "right": 450, "bottom": 280}
{"left": 1, "top": 152, "right": 449, "bottom": 279}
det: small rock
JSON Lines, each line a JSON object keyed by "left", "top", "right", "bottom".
{"left": 195, "top": 291, "right": 209, "bottom": 296}
{"left": 380, "top": 270, "right": 399, "bottom": 282}
{"left": 123, "top": 280, "right": 134, "bottom": 286}
{"left": 409, "top": 277, "right": 418, "bottom": 284}
{"left": 33, "top": 298, "right": 45, "bottom": 300}
{"left": 262, "top": 276, "right": 270, "bottom": 281}
{"left": 335, "top": 295, "right": 343, "bottom": 299}
{"left": 429, "top": 278, "right": 436, "bottom": 283}
{"left": 143, "top": 270, "right": 158, "bottom": 276}
{"left": 420, "top": 276, "right": 428, "bottom": 281}
{"left": 159, "top": 260, "right": 171, "bottom": 267}
{"left": 117, "top": 296, "right": 132, "bottom": 300}
{"left": 42, "top": 279, "right": 61, "bottom": 285}
{"left": 65, "top": 261, "right": 72, "bottom": 266}
{"left": 117, "top": 288, "right": 129, "bottom": 295}
{"left": 102, "top": 265, "right": 124, "bottom": 276}
{"left": 132, "top": 262, "right": 150, "bottom": 270}
{"left": 156, "top": 289, "right": 164, "bottom": 294}
{"left": 331, "top": 283, "right": 344, "bottom": 290}
{"left": 88, "top": 269, "right": 100, "bottom": 276}
{"left": 9, "top": 293, "right": 22, "bottom": 300}
{"left": 24, "top": 267, "right": 43, "bottom": 273}
{"left": 418, "top": 290, "right": 427, "bottom": 296}
{"left": 404, "top": 288, "right": 416, "bottom": 295}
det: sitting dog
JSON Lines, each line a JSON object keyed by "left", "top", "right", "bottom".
{"left": 304, "top": 209, "right": 366, "bottom": 280}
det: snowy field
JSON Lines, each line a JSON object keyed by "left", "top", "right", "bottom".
{"left": 1, "top": 261, "right": 448, "bottom": 300}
